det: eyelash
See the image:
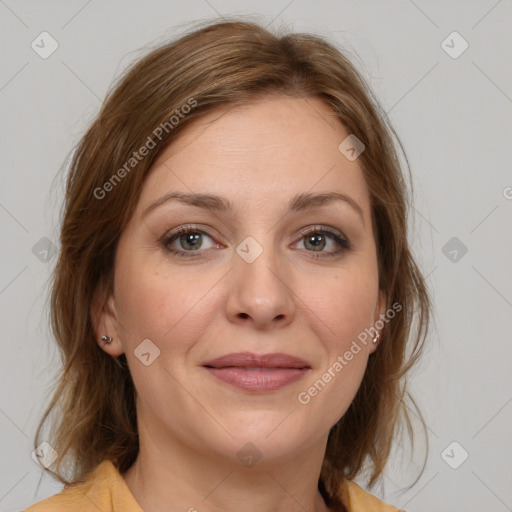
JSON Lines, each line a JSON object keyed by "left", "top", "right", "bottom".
{"left": 162, "top": 224, "right": 352, "bottom": 259}
{"left": 298, "top": 226, "right": 352, "bottom": 258}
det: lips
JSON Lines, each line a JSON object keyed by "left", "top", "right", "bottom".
{"left": 203, "top": 352, "right": 310, "bottom": 369}
{"left": 202, "top": 352, "right": 311, "bottom": 392}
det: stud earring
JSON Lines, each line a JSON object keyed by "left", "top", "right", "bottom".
{"left": 101, "top": 335, "right": 113, "bottom": 345}
{"left": 372, "top": 331, "right": 380, "bottom": 344}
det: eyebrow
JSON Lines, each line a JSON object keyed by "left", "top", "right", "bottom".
{"left": 142, "top": 191, "right": 365, "bottom": 224}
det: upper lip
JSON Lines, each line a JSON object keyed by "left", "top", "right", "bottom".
{"left": 202, "top": 352, "right": 310, "bottom": 369}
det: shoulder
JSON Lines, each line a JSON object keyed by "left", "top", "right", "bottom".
{"left": 22, "top": 477, "right": 100, "bottom": 512}
{"left": 22, "top": 485, "right": 93, "bottom": 512}
{"left": 342, "top": 480, "right": 403, "bottom": 512}
{"left": 22, "top": 460, "right": 142, "bottom": 512}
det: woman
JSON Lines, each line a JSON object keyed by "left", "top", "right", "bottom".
{"left": 25, "top": 18, "right": 431, "bottom": 512}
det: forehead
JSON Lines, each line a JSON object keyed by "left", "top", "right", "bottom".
{"left": 136, "top": 95, "right": 371, "bottom": 219}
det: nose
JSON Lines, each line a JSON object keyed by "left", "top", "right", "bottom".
{"left": 225, "top": 241, "right": 296, "bottom": 330}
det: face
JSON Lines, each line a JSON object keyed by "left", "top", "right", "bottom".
{"left": 94, "top": 95, "right": 386, "bottom": 465}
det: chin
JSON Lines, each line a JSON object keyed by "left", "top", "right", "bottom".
{"left": 196, "top": 409, "right": 319, "bottom": 463}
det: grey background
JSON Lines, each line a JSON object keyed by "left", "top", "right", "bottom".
{"left": 1, "top": 1, "right": 511, "bottom": 511}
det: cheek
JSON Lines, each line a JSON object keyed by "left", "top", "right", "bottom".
{"left": 296, "top": 273, "right": 375, "bottom": 428}
{"left": 299, "top": 263, "right": 379, "bottom": 423}
{"left": 113, "top": 253, "right": 221, "bottom": 351}
{"left": 306, "top": 263, "right": 379, "bottom": 352}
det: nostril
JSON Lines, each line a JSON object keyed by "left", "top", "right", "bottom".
{"left": 239, "top": 313, "right": 249, "bottom": 319}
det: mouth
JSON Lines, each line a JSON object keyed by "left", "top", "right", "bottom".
{"left": 202, "top": 352, "right": 311, "bottom": 392}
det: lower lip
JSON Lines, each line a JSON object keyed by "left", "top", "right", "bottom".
{"left": 205, "top": 367, "right": 309, "bottom": 392}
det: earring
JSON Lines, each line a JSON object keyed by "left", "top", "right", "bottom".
{"left": 372, "top": 331, "right": 380, "bottom": 344}
{"left": 101, "top": 335, "right": 113, "bottom": 345}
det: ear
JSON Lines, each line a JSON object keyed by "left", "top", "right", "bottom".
{"left": 374, "top": 289, "right": 387, "bottom": 321}
{"left": 369, "top": 289, "right": 387, "bottom": 353}
{"left": 90, "top": 280, "right": 124, "bottom": 357}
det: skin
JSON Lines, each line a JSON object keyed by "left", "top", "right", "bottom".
{"left": 93, "top": 95, "right": 386, "bottom": 512}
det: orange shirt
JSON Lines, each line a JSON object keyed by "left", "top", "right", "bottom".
{"left": 23, "top": 460, "right": 400, "bottom": 511}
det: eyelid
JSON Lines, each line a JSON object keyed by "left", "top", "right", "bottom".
{"left": 290, "top": 225, "right": 352, "bottom": 260}
{"left": 162, "top": 224, "right": 218, "bottom": 243}
{"left": 298, "top": 224, "right": 344, "bottom": 238}
{"left": 161, "top": 224, "right": 221, "bottom": 255}
{"left": 297, "top": 225, "right": 351, "bottom": 246}
{"left": 162, "top": 224, "right": 352, "bottom": 258}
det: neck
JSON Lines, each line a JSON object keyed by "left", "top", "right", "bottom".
{"left": 122, "top": 423, "right": 337, "bottom": 512}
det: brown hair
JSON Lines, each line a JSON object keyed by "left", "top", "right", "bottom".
{"left": 35, "top": 17, "right": 431, "bottom": 507}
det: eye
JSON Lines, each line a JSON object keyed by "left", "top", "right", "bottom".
{"left": 162, "top": 225, "right": 220, "bottom": 257}
{"left": 162, "top": 224, "right": 351, "bottom": 259}
{"left": 294, "top": 225, "right": 352, "bottom": 258}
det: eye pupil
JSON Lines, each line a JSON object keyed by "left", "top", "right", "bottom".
{"left": 165, "top": 227, "right": 347, "bottom": 258}
{"left": 305, "top": 234, "right": 325, "bottom": 251}
{"left": 181, "top": 233, "right": 202, "bottom": 250}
